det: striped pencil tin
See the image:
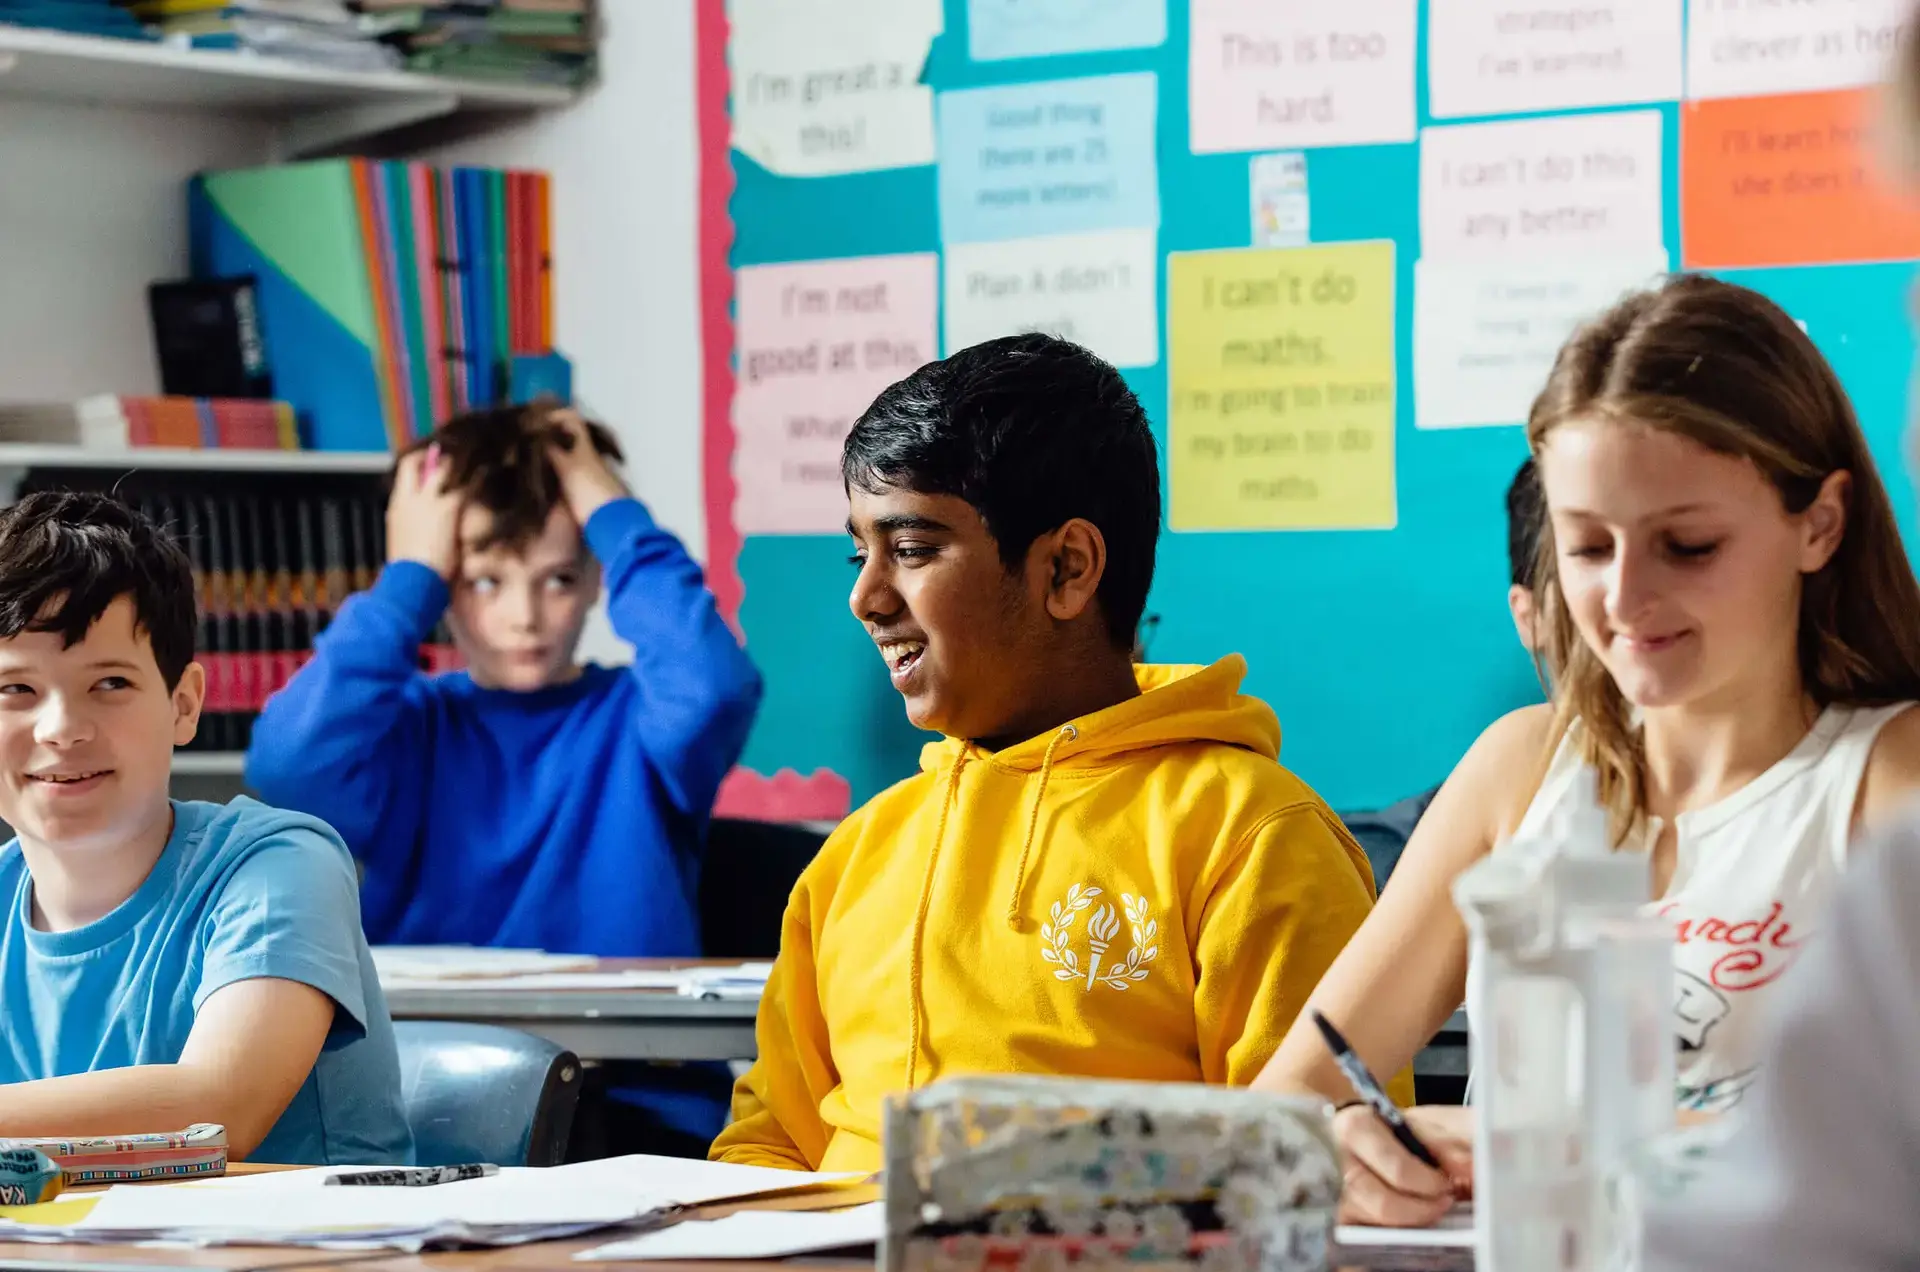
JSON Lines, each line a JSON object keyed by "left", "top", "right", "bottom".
{"left": 0, "top": 1123, "right": 228, "bottom": 1185}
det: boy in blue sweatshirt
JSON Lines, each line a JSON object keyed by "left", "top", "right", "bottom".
{"left": 247, "top": 405, "right": 763, "bottom": 1154}
{"left": 0, "top": 492, "right": 409, "bottom": 1165}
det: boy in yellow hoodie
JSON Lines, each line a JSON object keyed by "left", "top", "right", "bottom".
{"left": 710, "top": 333, "right": 1384, "bottom": 1173}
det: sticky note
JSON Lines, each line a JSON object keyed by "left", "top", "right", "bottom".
{"left": 1414, "top": 254, "right": 1670, "bottom": 430}
{"left": 943, "top": 228, "right": 1160, "bottom": 368}
{"left": 1421, "top": 111, "right": 1666, "bottom": 261}
{"left": 1686, "top": 0, "right": 1907, "bottom": 100}
{"left": 1167, "top": 242, "right": 1397, "bottom": 531}
{"left": 937, "top": 72, "right": 1160, "bottom": 245}
{"left": 1680, "top": 90, "right": 1920, "bottom": 269}
{"left": 729, "top": 0, "right": 944, "bottom": 177}
{"left": 1188, "top": 0, "right": 1418, "bottom": 154}
{"left": 1427, "top": 0, "right": 1683, "bottom": 119}
{"left": 732, "top": 254, "right": 939, "bottom": 534}
{"left": 1250, "top": 152, "right": 1311, "bottom": 247}
{"left": 968, "top": 0, "right": 1168, "bottom": 62}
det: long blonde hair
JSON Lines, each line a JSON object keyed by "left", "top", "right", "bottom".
{"left": 1526, "top": 273, "right": 1920, "bottom": 840}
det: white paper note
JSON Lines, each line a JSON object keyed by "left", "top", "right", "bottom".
{"left": 1686, "top": 0, "right": 1908, "bottom": 100}
{"left": 1420, "top": 111, "right": 1665, "bottom": 261}
{"left": 575, "top": 1203, "right": 885, "bottom": 1262}
{"left": 371, "top": 947, "right": 599, "bottom": 980}
{"left": 1336, "top": 1205, "right": 1476, "bottom": 1248}
{"left": 77, "top": 1158, "right": 867, "bottom": 1240}
{"left": 1188, "top": 0, "right": 1418, "bottom": 154}
{"left": 729, "top": 0, "right": 944, "bottom": 177}
{"left": 1428, "top": 0, "right": 1683, "bottom": 119}
{"left": 1414, "top": 254, "right": 1669, "bottom": 430}
{"left": 943, "top": 228, "right": 1160, "bottom": 368}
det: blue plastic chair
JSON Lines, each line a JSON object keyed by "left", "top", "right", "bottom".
{"left": 393, "top": 1021, "right": 584, "bottom": 1167}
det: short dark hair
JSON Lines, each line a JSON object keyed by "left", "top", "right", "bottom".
{"left": 403, "top": 403, "right": 623, "bottom": 552}
{"left": 842, "top": 333, "right": 1161, "bottom": 649}
{"left": 0, "top": 491, "right": 196, "bottom": 689}
{"left": 1507, "top": 456, "right": 1543, "bottom": 589}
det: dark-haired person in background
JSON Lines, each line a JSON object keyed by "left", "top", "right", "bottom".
{"left": 246, "top": 406, "right": 763, "bottom": 1156}
{"left": 1344, "top": 457, "right": 1544, "bottom": 890}
{"left": 0, "top": 492, "right": 408, "bottom": 1164}
{"left": 710, "top": 333, "right": 1387, "bottom": 1172}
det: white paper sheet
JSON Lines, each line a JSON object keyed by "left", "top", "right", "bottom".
{"left": 729, "top": 0, "right": 944, "bottom": 177}
{"left": 379, "top": 971, "right": 696, "bottom": 993}
{"left": 1686, "top": 0, "right": 1907, "bottom": 100}
{"left": 1414, "top": 253, "right": 1669, "bottom": 429}
{"left": 574, "top": 1203, "right": 885, "bottom": 1262}
{"left": 1336, "top": 1206, "right": 1475, "bottom": 1248}
{"left": 1421, "top": 111, "right": 1665, "bottom": 261}
{"left": 75, "top": 1157, "right": 867, "bottom": 1244}
{"left": 1428, "top": 0, "right": 1682, "bottom": 119}
{"left": 943, "top": 228, "right": 1160, "bottom": 369}
{"left": 371, "top": 947, "right": 599, "bottom": 980}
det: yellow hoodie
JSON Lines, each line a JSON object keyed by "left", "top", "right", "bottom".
{"left": 710, "top": 656, "right": 1381, "bottom": 1172}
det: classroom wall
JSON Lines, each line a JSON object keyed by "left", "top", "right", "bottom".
{"left": 710, "top": 0, "right": 1920, "bottom": 817}
{"left": 0, "top": 99, "right": 273, "bottom": 402}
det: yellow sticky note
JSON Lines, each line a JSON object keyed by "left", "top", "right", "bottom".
{"left": 1167, "top": 241, "right": 1397, "bottom": 531}
{"left": 0, "top": 1195, "right": 98, "bottom": 1227}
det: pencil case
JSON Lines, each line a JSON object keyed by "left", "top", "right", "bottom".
{"left": 0, "top": 1123, "right": 228, "bottom": 1185}
{"left": 882, "top": 1075, "right": 1341, "bottom": 1272}
{"left": 0, "top": 1148, "right": 63, "bottom": 1205}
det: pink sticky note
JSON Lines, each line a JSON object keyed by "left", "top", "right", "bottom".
{"left": 732, "top": 254, "right": 939, "bottom": 535}
{"left": 1188, "top": 0, "right": 1417, "bottom": 155}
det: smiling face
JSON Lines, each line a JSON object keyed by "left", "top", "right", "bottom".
{"left": 1539, "top": 418, "right": 1845, "bottom": 713}
{"left": 846, "top": 484, "right": 1058, "bottom": 740}
{"left": 0, "top": 594, "right": 201, "bottom": 852}
{"left": 445, "top": 503, "right": 599, "bottom": 691}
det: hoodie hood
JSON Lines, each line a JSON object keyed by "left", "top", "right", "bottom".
{"left": 917, "top": 655, "right": 1280, "bottom": 775}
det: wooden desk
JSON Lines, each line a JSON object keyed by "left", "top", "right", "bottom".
{"left": 381, "top": 960, "right": 759, "bottom": 1064}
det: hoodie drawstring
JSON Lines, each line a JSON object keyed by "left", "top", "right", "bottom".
{"left": 906, "top": 752, "right": 967, "bottom": 1091}
{"left": 1005, "top": 724, "right": 1077, "bottom": 930}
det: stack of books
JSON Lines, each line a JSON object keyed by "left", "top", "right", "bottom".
{"left": 192, "top": 160, "right": 556, "bottom": 452}
{"left": 361, "top": 0, "right": 595, "bottom": 88}
{"left": 119, "top": 0, "right": 403, "bottom": 70}
{"left": 0, "top": 396, "right": 301, "bottom": 450}
{"left": 0, "top": 0, "right": 154, "bottom": 39}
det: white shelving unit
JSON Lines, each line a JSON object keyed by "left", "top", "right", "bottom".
{"left": 172, "top": 751, "right": 246, "bottom": 776}
{"left": 0, "top": 25, "right": 579, "bottom": 156}
{"left": 0, "top": 444, "right": 393, "bottom": 473}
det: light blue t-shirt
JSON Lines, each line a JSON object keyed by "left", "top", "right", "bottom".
{"left": 0, "top": 797, "right": 412, "bottom": 1166}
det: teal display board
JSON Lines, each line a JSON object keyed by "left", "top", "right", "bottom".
{"left": 714, "top": 1, "right": 1920, "bottom": 814}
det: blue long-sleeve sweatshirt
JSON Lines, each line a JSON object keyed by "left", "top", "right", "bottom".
{"left": 245, "top": 497, "right": 764, "bottom": 958}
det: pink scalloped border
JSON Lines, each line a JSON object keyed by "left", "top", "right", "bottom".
{"left": 695, "top": 0, "right": 742, "bottom": 624}
{"left": 695, "top": 0, "right": 852, "bottom": 824}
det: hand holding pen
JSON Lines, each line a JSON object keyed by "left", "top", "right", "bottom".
{"left": 1312, "top": 1010, "right": 1473, "bottom": 1229}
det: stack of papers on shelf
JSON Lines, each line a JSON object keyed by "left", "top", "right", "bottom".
{"left": 575, "top": 1202, "right": 884, "bottom": 1262}
{"left": 0, "top": 1156, "right": 865, "bottom": 1252}
{"left": 371, "top": 946, "right": 600, "bottom": 981}
{"left": 677, "top": 963, "right": 774, "bottom": 1001}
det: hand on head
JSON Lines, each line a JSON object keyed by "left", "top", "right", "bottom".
{"left": 1334, "top": 1103, "right": 1474, "bottom": 1227}
{"left": 542, "top": 409, "right": 626, "bottom": 524}
{"left": 386, "top": 445, "right": 465, "bottom": 581}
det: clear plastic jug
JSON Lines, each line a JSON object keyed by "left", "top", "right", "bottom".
{"left": 1454, "top": 775, "right": 1674, "bottom": 1272}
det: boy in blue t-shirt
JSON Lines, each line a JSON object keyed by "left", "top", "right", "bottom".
{"left": 246, "top": 406, "right": 763, "bottom": 1154}
{"left": 0, "top": 492, "right": 409, "bottom": 1165}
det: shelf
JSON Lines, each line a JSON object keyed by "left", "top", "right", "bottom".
{"left": 0, "top": 444, "right": 393, "bottom": 473}
{"left": 0, "top": 26, "right": 579, "bottom": 155}
{"left": 172, "top": 751, "right": 244, "bottom": 776}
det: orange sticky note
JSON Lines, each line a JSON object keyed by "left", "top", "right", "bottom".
{"left": 1681, "top": 89, "right": 1920, "bottom": 270}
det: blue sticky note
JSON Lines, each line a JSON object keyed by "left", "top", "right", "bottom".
{"left": 937, "top": 72, "right": 1160, "bottom": 246}
{"left": 968, "top": 0, "right": 1167, "bottom": 62}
